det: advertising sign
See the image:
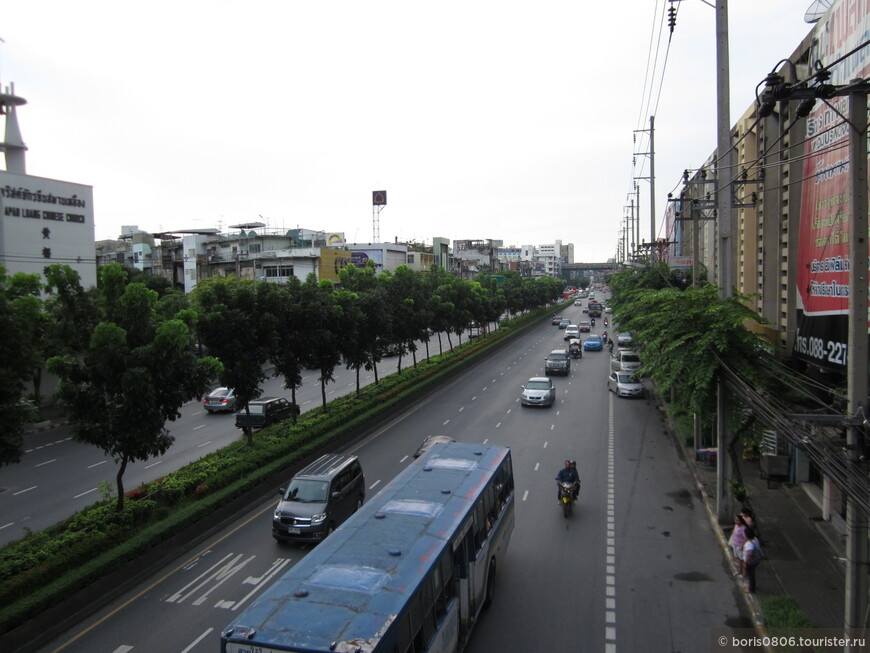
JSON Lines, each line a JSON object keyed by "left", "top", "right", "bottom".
{"left": 794, "top": 0, "right": 870, "bottom": 370}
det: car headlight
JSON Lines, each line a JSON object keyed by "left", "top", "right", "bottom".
{"left": 274, "top": 509, "right": 283, "bottom": 519}
{"left": 312, "top": 513, "right": 327, "bottom": 524}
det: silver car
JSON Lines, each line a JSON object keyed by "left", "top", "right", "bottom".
{"left": 521, "top": 377, "right": 556, "bottom": 407}
{"left": 607, "top": 371, "right": 645, "bottom": 398}
{"left": 202, "top": 387, "right": 237, "bottom": 413}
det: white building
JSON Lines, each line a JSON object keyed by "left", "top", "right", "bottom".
{"left": 0, "top": 85, "right": 96, "bottom": 288}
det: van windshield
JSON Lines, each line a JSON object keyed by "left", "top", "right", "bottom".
{"left": 283, "top": 479, "right": 329, "bottom": 502}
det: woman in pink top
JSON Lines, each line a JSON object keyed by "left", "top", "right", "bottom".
{"left": 728, "top": 514, "right": 748, "bottom": 575}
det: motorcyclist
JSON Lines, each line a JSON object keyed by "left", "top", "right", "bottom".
{"left": 604, "top": 317, "right": 609, "bottom": 327}
{"left": 555, "top": 459, "right": 580, "bottom": 501}
{"left": 590, "top": 317, "right": 596, "bottom": 327}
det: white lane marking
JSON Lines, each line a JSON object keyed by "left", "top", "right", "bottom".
{"left": 198, "top": 441, "right": 213, "bottom": 448}
{"left": 35, "top": 459, "right": 56, "bottom": 467}
{"left": 112, "top": 646, "right": 134, "bottom": 653}
{"left": 399, "top": 455, "right": 409, "bottom": 463}
{"left": 606, "top": 391, "right": 617, "bottom": 652}
{"left": 167, "top": 552, "right": 253, "bottom": 604}
{"left": 231, "top": 558, "right": 293, "bottom": 610}
{"left": 13, "top": 486, "right": 37, "bottom": 496}
{"left": 180, "top": 629, "right": 213, "bottom": 653}
{"left": 534, "top": 463, "right": 540, "bottom": 471}
{"left": 88, "top": 460, "right": 108, "bottom": 469}
{"left": 74, "top": 488, "right": 97, "bottom": 499}
{"left": 522, "top": 490, "right": 529, "bottom": 501}
{"left": 369, "top": 480, "right": 381, "bottom": 491}
{"left": 193, "top": 424, "right": 206, "bottom": 430}
{"left": 145, "top": 461, "right": 163, "bottom": 469}
{"left": 0, "top": 522, "right": 15, "bottom": 530}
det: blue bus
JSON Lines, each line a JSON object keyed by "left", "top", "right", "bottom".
{"left": 220, "top": 442, "right": 515, "bottom": 653}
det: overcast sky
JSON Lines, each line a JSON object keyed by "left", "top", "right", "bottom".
{"left": 3, "top": 1, "right": 817, "bottom": 262}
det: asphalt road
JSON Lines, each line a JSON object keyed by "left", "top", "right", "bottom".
{"left": 32, "top": 302, "right": 755, "bottom": 653}
{"left": 0, "top": 331, "right": 463, "bottom": 547}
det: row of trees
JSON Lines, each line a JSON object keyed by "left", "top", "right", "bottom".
{"left": 1, "top": 261, "right": 563, "bottom": 508}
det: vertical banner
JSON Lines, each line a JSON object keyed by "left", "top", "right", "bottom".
{"left": 794, "top": 0, "right": 870, "bottom": 370}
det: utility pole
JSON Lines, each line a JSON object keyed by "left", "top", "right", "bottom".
{"left": 649, "top": 115, "right": 656, "bottom": 244}
{"left": 714, "top": 0, "right": 733, "bottom": 525}
{"left": 845, "top": 86, "right": 869, "bottom": 647}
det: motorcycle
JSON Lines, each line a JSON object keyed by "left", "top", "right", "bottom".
{"left": 558, "top": 481, "right": 578, "bottom": 517}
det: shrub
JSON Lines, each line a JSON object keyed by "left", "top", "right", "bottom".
{"left": 761, "top": 595, "right": 814, "bottom": 629}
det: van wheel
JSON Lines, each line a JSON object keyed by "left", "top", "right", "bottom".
{"left": 483, "top": 559, "right": 496, "bottom": 608}
{"left": 355, "top": 497, "right": 363, "bottom": 513}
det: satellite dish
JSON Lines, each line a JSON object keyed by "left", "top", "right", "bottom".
{"left": 805, "top": 0, "right": 834, "bottom": 23}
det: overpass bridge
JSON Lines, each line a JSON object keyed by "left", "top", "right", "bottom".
{"left": 564, "top": 261, "right": 617, "bottom": 282}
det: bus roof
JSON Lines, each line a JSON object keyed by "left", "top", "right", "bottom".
{"left": 222, "top": 442, "right": 511, "bottom": 652}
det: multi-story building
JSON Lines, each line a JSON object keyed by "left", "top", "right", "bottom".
{"left": 0, "top": 84, "right": 96, "bottom": 288}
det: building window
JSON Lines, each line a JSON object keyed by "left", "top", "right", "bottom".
{"left": 264, "top": 265, "right": 294, "bottom": 278}
{"left": 249, "top": 244, "right": 262, "bottom": 253}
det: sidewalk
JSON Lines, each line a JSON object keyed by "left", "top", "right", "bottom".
{"left": 689, "top": 446, "right": 847, "bottom": 631}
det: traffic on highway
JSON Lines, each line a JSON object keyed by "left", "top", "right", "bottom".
{"left": 19, "top": 296, "right": 754, "bottom": 653}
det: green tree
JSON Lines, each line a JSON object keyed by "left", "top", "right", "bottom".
{"left": 194, "top": 277, "right": 275, "bottom": 445}
{"left": 0, "top": 268, "right": 40, "bottom": 464}
{"left": 48, "top": 272, "right": 220, "bottom": 510}
{"left": 300, "top": 276, "right": 342, "bottom": 410}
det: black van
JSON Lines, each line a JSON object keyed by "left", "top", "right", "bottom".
{"left": 272, "top": 454, "right": 365, "bottom": 542}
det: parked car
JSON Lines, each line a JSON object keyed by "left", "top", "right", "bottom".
{"left": 617, "top": 332, "right": 633, "bottom": 347}
{"left": 564, "top": 324, "right": 581, "bottom": 340}
{"left": 583, "top": 334, "right": 604, "bottom": 351}
{"left": 202, "top": 387, "right": 237, "bottom": 413}
{"left": 611, "top": 349, "right": 641, "bottom": 373}
{"left": 272, "top": 453, "right": 365, "bottom": 542}
{"left": 545, "top": 349, "right": 571, "bottom": 375}
{"left": 558, "top": 318, "right": 571, "bottom": 329}
{"left": 468, "top": 322, "right": 482, "bottom": 338}
{"left": 235, "top": 397, "right": 299, "bottom": 430}
{"left": 521, "top": 377, "right": 556, "bottom": 407}
{"left": 413, "top": 435, "right": 455, "bottom": 458}
{"left": 608, "top": 371, "right": 645, "bottom": 398}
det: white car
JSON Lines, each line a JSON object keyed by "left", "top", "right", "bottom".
{"left": 608, "top": 371, "right": 645, "bottom": 398}
{"left": 611, "top": 349, "right": 641, "bottom": 373}
{"left": 564, "top": 325, "right": 581, "bottom": 340}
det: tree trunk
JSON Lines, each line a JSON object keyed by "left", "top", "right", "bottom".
{"left": 115, "top": 456, "right": 128, "bottom": 512}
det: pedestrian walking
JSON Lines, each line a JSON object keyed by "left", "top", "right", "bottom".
{"left": 742, "top": 526, "right": 763, "bottom": 593}
{"left": 728, "top": 514, "right": 748, "bottom": 575}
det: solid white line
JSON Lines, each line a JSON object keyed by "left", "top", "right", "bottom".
{"left": 180, "top": 628, "right": 213, "bottom": 653}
